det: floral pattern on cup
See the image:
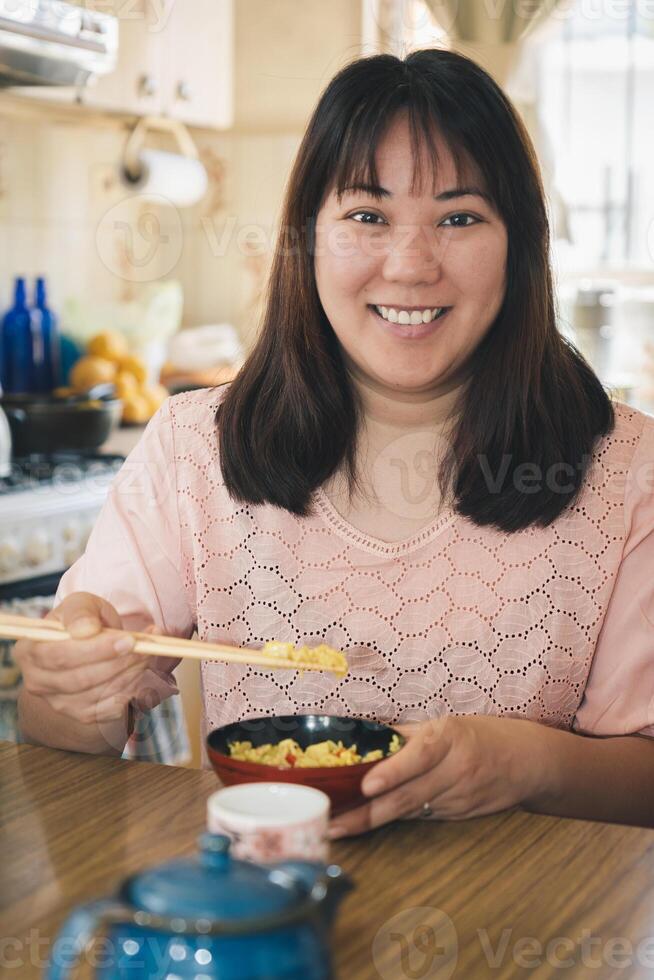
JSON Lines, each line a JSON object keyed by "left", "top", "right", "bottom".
{"left": 207, "top": 783, "right": 330, "bottom": 863}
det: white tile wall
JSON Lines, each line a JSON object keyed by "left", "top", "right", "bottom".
{"left": 0, "top": 112, "right": 302, "bottom": 351}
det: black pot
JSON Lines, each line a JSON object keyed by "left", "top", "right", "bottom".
{"left": 2, "top": 387, "right": 122, "bottom": 455}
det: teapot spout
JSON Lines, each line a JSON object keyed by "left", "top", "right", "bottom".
{"left": 315, "top": 865, "right": 354, "bottom": 927}
{"left": 269, "top": 861, "right": 354, "bottom": 928}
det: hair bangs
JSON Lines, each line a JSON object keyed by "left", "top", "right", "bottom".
{"left": 406, "top": 99, "right": 471, "bottom": 199}
{"left": 330, "top": 88, "right": 402, "bottom": 200}
{"left": 331, "top": 87, "right": 480, "bottom": 206}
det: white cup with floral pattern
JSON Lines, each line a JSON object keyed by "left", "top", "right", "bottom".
{"left": 207, "top": 783, "right": 331, "bottom": 863}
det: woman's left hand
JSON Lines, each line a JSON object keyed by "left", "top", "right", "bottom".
{"left": 328, "top": 714, "right": 556, "bottom": 839}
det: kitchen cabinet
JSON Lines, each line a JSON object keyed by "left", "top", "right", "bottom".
{"left": 164, "top": 0, "right": 233, "bottom": 130}
{"left": 80, "top": 0, "right": 166, "bottom": 118}
{"left": 13, "top": 0, "right": 233, "bottom": 130}
{"left": 84, "top": 0, "right": 233, "bottom": 129}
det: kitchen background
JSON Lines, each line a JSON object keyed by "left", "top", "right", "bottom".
{"left": 0, "top": 0, "right": 652, "bottom": 767}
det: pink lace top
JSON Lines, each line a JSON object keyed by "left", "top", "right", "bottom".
{"left": 58, "top": 387, "right": 654, "bottom": 762}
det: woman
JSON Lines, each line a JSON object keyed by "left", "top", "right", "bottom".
{"left": 16, "top": 50, "right": 654, "bottom": 835}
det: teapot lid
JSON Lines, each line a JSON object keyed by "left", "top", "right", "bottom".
{"left": 124, "top": 834, "right": 301, "bottom": 923}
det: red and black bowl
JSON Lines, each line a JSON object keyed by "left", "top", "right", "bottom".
{"left": 207, "top": 714, "right": 405, "bottom": 817}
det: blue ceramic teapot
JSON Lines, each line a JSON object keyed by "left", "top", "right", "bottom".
{"left": 45, "top": 833, "right": 353, "bottom": 980}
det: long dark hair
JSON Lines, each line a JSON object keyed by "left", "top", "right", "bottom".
{"left": 217, "top": 49, "right": 614, "bottom": 533}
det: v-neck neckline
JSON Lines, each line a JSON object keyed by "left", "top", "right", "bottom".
{"left": 313, "top": 486, "right": 456, "bottom": 557}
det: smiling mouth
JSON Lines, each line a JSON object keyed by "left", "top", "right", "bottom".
{"left": 369, "top": 304, "right": 451, "bottom": 325}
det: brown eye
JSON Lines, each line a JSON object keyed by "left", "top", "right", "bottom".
{"left": 349, "top": 211, "right": 386, "bottom": 225}
{"left": 440, "top": 213, "right": 480, "bottom": 228}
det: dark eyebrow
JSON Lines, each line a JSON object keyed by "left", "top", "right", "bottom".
{"left": 339, "top": 183, "right": 391, "bottom": 200}
{"left": 435, "top": 186, "right": 491, "bottom": 204}
{"left": 339, "top": 183, "right": 491, "bottom": 204}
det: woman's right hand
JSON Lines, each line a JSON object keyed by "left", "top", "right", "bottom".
{"left": 14, "top": 591, "right": 158, "bottom": 727}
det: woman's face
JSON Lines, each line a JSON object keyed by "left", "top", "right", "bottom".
{"left": 314, "top": 112, "right": 508, "bottom": 396}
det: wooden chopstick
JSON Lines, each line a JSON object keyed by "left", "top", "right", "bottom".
{"left": 0, "top": 613, "right": 347, "bottom": 675}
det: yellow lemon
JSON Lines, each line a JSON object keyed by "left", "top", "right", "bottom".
{"left": 142, "top": 384, "right": 168, "bottom": 415}
{"left": 114, "top": 370, "right": 139, "bottom": 400}
{"left": 118, "top": 354, "right": 148, "bottom": 385}
{"left": 122, "top": 393, "right": 151, "bottom": 425}
{"left": 87, "top": 330, "right": 129, "bottom": 362}
{"left": 70, "top": 356, "right": 117, "bottom": 392}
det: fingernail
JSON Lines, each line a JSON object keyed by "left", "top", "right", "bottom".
{"left": 114, "top": 636, "right": 135, "bottom": 655}
{"left": 362, "top": 778, "right": 383, "bottom": 796}
{"left": 328, "top": 825, "right": 346, "bottom": 840}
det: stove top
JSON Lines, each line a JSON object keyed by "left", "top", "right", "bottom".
{"left": 0, "top": 453, "right": 124, "bottom": 495}
{"left": 0, "top": 452, "right": 126, "bottom": 589}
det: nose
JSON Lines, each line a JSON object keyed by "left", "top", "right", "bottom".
{"left": 381, "top": 223, "right": 443, "bottom": 286}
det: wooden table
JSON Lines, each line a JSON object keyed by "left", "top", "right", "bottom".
{"left": 3, "top": 742, "right": 654, "bottom": 979}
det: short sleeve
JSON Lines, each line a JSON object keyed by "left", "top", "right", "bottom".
{"left": 56, "top": 399, "right": 194, "bottom": 697}
{"left": 572, "top": 413, "right": 654, "bottom": 738}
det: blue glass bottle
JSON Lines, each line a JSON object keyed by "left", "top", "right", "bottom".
{"left": 1, "top": 277, "right": 35, "bottom": 393}
{"left": 33, "top": 277, "right": 60, "bottom": 392}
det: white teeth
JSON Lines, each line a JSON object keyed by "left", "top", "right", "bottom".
{"left": 373, "top": 305, "right": 445, "bottom": 324}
